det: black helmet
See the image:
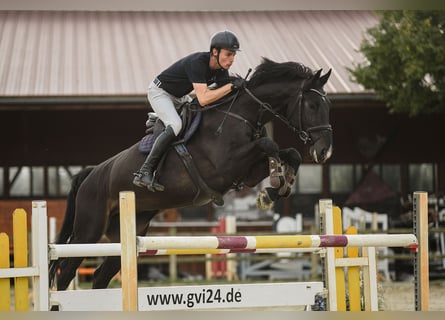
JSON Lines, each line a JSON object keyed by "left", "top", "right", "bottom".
{"left": 210, "top": 31, "right": 241, "bottom": 52}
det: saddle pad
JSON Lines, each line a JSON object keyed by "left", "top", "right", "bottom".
{"left": 138, "top": 134, "right": 157, "bottom": 154}
{"left": 138, "top": 111, "right": 202, "bottom": 154}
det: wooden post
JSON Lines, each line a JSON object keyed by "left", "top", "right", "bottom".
{"left": 319, "top": 199, "right": 337, "bottom": 311}
{"left": 169, "top": 226, "right": 177, "bottom": 282}
{"left": 333, "top": 206, "right": 346, "bottom": 311}
{"left": 13, "top": 209, "right": 29, "bottom": 311}
{"left": 226, "top": 215, "right": 238, "bottom": 281}
{"left": 413, "top": 191, "right": 429, "bottom": 311}
{"left": 32, "top": 200, "right": 49, "bottom": 311}
{"left": 119, "top": 191, "right": 138, "bottom": 311}
{"left": 361, "top": 246, "right": 378, "bottom": 311}
{"left": 310, "top": 225, "right": 319, "bottom": 280}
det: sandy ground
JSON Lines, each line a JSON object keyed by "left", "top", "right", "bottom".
{"left": 378, "top": 279, "right": 445, "bottom": 311}
{"left": 251, "top": 279, "right": 445, "bottom": 311}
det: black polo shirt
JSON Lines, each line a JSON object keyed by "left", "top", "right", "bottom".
{"left": 156, "top": 52, "right": 230, "bottom": 98}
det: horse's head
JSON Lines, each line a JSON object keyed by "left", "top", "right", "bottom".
{"left": 292, "top": 68, "right": 333, "bottom": 163}
{"left": 242, "top": 58, "right": 333, "bottom": 163}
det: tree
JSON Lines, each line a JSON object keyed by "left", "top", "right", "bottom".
{"left": 349, "top": 11, "right": 445, "bottom": 115}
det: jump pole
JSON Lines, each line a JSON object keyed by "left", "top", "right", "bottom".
{"left": 119, "top": 191, "right": 138, "bottom": 311}
{"left": 136, "top": 234, "right": 417, "bottom": 252}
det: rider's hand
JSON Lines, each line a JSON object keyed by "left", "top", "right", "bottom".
{"left": 231, "top": 78, "right": 247, "bottom": 92}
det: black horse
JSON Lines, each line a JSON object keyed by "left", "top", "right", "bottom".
{"left": 49, "top": 58, "right": 333, "bottom": 290}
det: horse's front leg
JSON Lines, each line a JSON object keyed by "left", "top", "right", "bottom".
{"left": 233, "top": 138, "right": 302, "bottom": 210}
{"left": 250, "top": 139, "right": 302, "bottom": 195}
{"left": 235, "top": 137, "right": 286, "bottom": 188}
{"left": 256, "top": 147, "right": 302, "bottom": 210}
{"left": 276, "top": 148, "right": 302, "bottom": 197}
{"left": 232, "top": 136, "right": 280, "bottom": 179}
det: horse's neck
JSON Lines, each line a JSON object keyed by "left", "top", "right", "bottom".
{"left": 239, "top": 87, "right": 288, "bottom": 125}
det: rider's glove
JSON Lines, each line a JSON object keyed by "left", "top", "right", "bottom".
{"left": 231, "top": 78, "right": 247, "bottom": 92}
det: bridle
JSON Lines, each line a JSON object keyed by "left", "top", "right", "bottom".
{"left": 241, "top": 87, "right": 332, "bottom": 144}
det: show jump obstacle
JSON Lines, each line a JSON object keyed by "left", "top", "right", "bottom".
{"left": 0, "top": 191, "right": 429, "bottom": 311}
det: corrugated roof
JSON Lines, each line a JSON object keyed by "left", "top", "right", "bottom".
{"left": 0, "top": 10, "right": 377, "bottom": 97}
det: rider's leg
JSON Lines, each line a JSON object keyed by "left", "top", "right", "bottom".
{"left": 133, "top": 82, "right": 183, "bottom": 191}
{"left": 133, "top": 125, "right": 176, "bottom": 190}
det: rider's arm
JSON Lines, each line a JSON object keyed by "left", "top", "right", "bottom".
{"left": 193, "top": 82, "right": 233, "bottom": 107}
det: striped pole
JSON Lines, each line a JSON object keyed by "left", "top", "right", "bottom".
{"left": 139, "top": 247, "right": 322, "bottom": 256}
{"left": 49, "top": 243, "right": 322, "bottom": 258}
{"left": 136, "top": 234, "right": 418, "bottom": 253}
{"left": 49, "top": 233, "right": 417, "bottom": 259}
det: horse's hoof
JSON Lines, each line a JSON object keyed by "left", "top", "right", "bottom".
{"left": 50, "top": 305, "right": 60, "bottom": 311}
{"left": 256, "top": 190, "right": 274, "bottom": 210}
{"left": 270, "top": 175, "right": 285, "bottom": 189}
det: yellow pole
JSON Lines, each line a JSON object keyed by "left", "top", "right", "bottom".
{"left": 13, "top": 209, "right": 29, "bottom": 311}
{"left": 0, "top": 233, "right": 11, "bottom": 311}
{"left": 346, "top": 226, "right": 361, "bottom": 310}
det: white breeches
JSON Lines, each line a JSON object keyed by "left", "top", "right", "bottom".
{"left": 147, "top": 80, "right": 192, "bottom": 136}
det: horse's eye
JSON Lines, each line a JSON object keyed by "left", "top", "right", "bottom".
{"left": 307, "top": 102, "right": 317, "bottom": 110}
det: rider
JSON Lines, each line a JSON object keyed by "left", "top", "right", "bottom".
{"left": 133, "top": 30, "right": 246, "bottom": 191}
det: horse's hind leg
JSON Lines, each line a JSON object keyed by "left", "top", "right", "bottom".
{"left": 92, "top": 256, "right": 121, "bottom": 289}
{"left": 57, "top": 197, "right": 108, "bottom": 290}
{"left": 92, "top": 210, "right": 158, "bottom": 289}
{"left": 57, "top": 235, "right": 104, "bottom": 290}
{"left": 56, "top": 257, "right": 85, "bottom": 290}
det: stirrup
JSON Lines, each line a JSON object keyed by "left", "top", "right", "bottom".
{"left": 146, "top": 171, "right": 165, "bottom": 192}
{"left": 132, "top": 171, "right": 148, "bottom": 188}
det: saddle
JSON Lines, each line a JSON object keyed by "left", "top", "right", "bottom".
{"left": 138, "top": 101, "right": 224, "bottom": 206}
{"left": 138, "top": 101, "right": 202, "bottom": 154}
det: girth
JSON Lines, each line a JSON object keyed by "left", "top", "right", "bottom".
{"left": 173, "top": 143, "right": 224, "bottom": 206}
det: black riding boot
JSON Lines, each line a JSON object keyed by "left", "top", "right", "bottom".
{"left": 133, "top": 126, "right": 176, "bottom": 191}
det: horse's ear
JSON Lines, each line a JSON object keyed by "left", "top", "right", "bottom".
{"left": 319, "top": 69, "right": 332, "bottom": 87}
{"left": 304, "top": 69, "right": 322, "bottom": 90}
{"left": 314, "top": 69, "right": 322, "bottom": 80}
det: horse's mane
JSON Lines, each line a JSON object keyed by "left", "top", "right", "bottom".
{"left": 247, "top": 58, "right": 314, "bottom": 88}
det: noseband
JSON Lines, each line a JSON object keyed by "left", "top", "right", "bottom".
{"left": 244, "top": 87, "right": 332, "bottom": 144}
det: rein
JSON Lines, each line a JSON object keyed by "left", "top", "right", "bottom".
{"left": 190, "top": 83, "right": 332, "bottom": 143}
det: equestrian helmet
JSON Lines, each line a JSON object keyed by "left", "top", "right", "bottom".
{"left": 210, "top": 31, "right": 241, "bottom": 51}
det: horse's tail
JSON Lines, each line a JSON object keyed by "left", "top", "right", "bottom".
{"left": 49, "top": 166, "right": 94, "bottom": 287}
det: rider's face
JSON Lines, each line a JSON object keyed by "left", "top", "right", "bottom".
{"left": 212, "top": 48, "right": 236, "bottom": 70}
